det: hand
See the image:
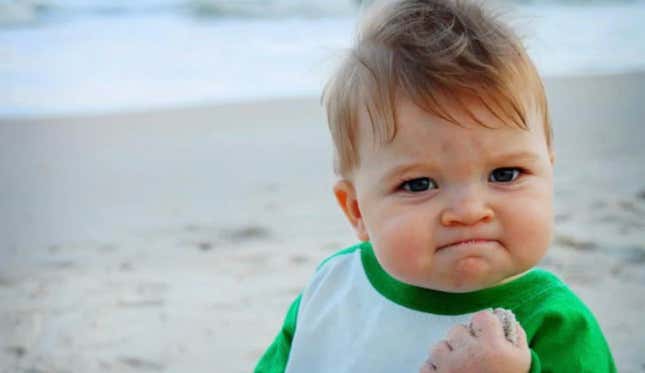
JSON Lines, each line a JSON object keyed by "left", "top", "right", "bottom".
{"left": 419, "top": 310, "right": 530, "bottom": 373}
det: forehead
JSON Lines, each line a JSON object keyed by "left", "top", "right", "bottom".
{"left": 355, "top": 96, "right": 548, "bottom": 168}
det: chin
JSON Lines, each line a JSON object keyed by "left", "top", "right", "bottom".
{"left": 445, "top": 282, "right": 491, "bottom": 293}
{"left": 445, "top": 271, "right": 508, "bottom": 293}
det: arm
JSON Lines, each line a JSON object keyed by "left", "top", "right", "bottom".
{"left": 525, "top": 303, "right": 616, "bottom": 373}
{"left": 254, "top": 295, "right": 301, "bottom": 373}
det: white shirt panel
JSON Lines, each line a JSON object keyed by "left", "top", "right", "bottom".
{"left": 285, "top": 251, "right": 472, "bottom": 373}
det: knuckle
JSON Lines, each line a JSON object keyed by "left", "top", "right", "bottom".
{"left": 419, "top": 363, "right": 433, "bottom": 373}
{"left": 449, "top": 323, "right": 468, "bottom": 335}
{"left": 430, "top": 341, "right": 449, "bottom": 358}
{"left": 447, "top": 324, "right": 470, "bottom": 344}
{"left": 473, "top": 309, "right": 495, "bottom": 322}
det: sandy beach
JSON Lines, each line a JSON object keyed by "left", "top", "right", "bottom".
{"left": 1, "top": 71, "right": 645, "bottom": 372}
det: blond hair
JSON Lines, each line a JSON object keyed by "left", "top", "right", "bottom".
{"left": 323, "top": 0, "right": 551, "bottom": 177}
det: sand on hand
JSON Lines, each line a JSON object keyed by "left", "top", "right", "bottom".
{"left": 493, "top": 308, "right": 519, "bottom": 345}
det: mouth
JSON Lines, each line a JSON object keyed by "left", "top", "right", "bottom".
{"left": 437, "top": 239, "right": 499, "bottom": 251}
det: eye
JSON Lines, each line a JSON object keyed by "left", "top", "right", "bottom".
{"left": 489, "top": 168, "right": 521, "bottom": 183}
{"left": 400, "top": 177, "right": 437, "bottom": 192}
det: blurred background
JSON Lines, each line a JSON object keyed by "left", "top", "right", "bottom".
{"left": 2, "top": 0, "right": 645, "bottom": 118}
{"left": 1, "top": 1, "right": 645, "bottom": 372}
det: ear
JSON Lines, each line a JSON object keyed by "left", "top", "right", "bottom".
{"left": 333, "top": 180, "right": 369, "bottom": 242}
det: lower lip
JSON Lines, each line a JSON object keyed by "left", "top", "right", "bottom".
{"left": 438, "top": 239, "right": 498, "bottom": 251}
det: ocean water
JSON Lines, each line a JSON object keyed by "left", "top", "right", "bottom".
{"left": 1, "top": 0, "right": 645, "bottom": 117}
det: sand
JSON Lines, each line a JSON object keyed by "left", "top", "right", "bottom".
{"left": 1, "top": 72, "right": 645, "bottom": 372}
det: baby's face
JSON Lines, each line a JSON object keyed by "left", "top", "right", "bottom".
{"left": 347, "top": 97, "right": 554, "bottom": 292}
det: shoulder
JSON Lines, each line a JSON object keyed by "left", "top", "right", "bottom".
{"left": 316, "top": 241, "right": 366, "bottom": 270}
{"left": 515, "top": 269, "right": 615, "bottom": 371}
{"left": 516, "top": 269, "right": 595, "bottom": 323}
{"left": 301, "top": 242, "right": 367, "bottom": 300}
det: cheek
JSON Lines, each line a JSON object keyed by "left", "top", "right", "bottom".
{"left": 503, "top": 191, "right": 554, "bottom": 262}
{"left": 367, "top": 208, "right": 433, "bottom": 280}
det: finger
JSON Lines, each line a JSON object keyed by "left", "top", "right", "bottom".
{"left": 441, "top": 339, "right": 454, "bottom": 352}
{"left": 493, "top": 308, "right": 518, "bottom": 344}
{"left": 419, "top": 359, "right": 438, "bottom": 373}
{"left": 469, "top": 310, "right": 504, "bottom": 341}
{"left": 446, "top": 323, "right": 473, "bottom": 347}
{"left": 429, "top": 339, "right": 452, "bottom": 365}
{"left": 514, "top": 321, "right": 529, "bottom": 349}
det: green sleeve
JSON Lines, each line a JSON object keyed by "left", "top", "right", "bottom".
{"left": 518, "top": 293, "right": 616, "bottom": 373}
{"left": 254, "top": 295, "right": 301, "bottom": 373}
{"left": 528, "top": 349, "right": 541, "bottom": 373}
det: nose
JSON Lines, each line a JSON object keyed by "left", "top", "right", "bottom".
{"left": 439, "top": 185, "right": 494, "bottom": 227}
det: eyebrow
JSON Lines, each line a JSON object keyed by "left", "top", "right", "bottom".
{"left": 491, "top": 151, "right": 540, "bottom": 164}
{"left": 380, "top": 162, "right": 436, "bottom": 183}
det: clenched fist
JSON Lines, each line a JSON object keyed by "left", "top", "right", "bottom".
{"left": 419, "top": 309, "right": 530, "bottom": 373}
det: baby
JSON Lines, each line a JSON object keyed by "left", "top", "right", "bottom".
{"left": 255, "top": 0, "right": 616, "bottom": 372}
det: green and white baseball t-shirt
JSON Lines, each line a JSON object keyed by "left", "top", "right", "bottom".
{"left": 255, "top": 242, "right": 615, "bottom": 373}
